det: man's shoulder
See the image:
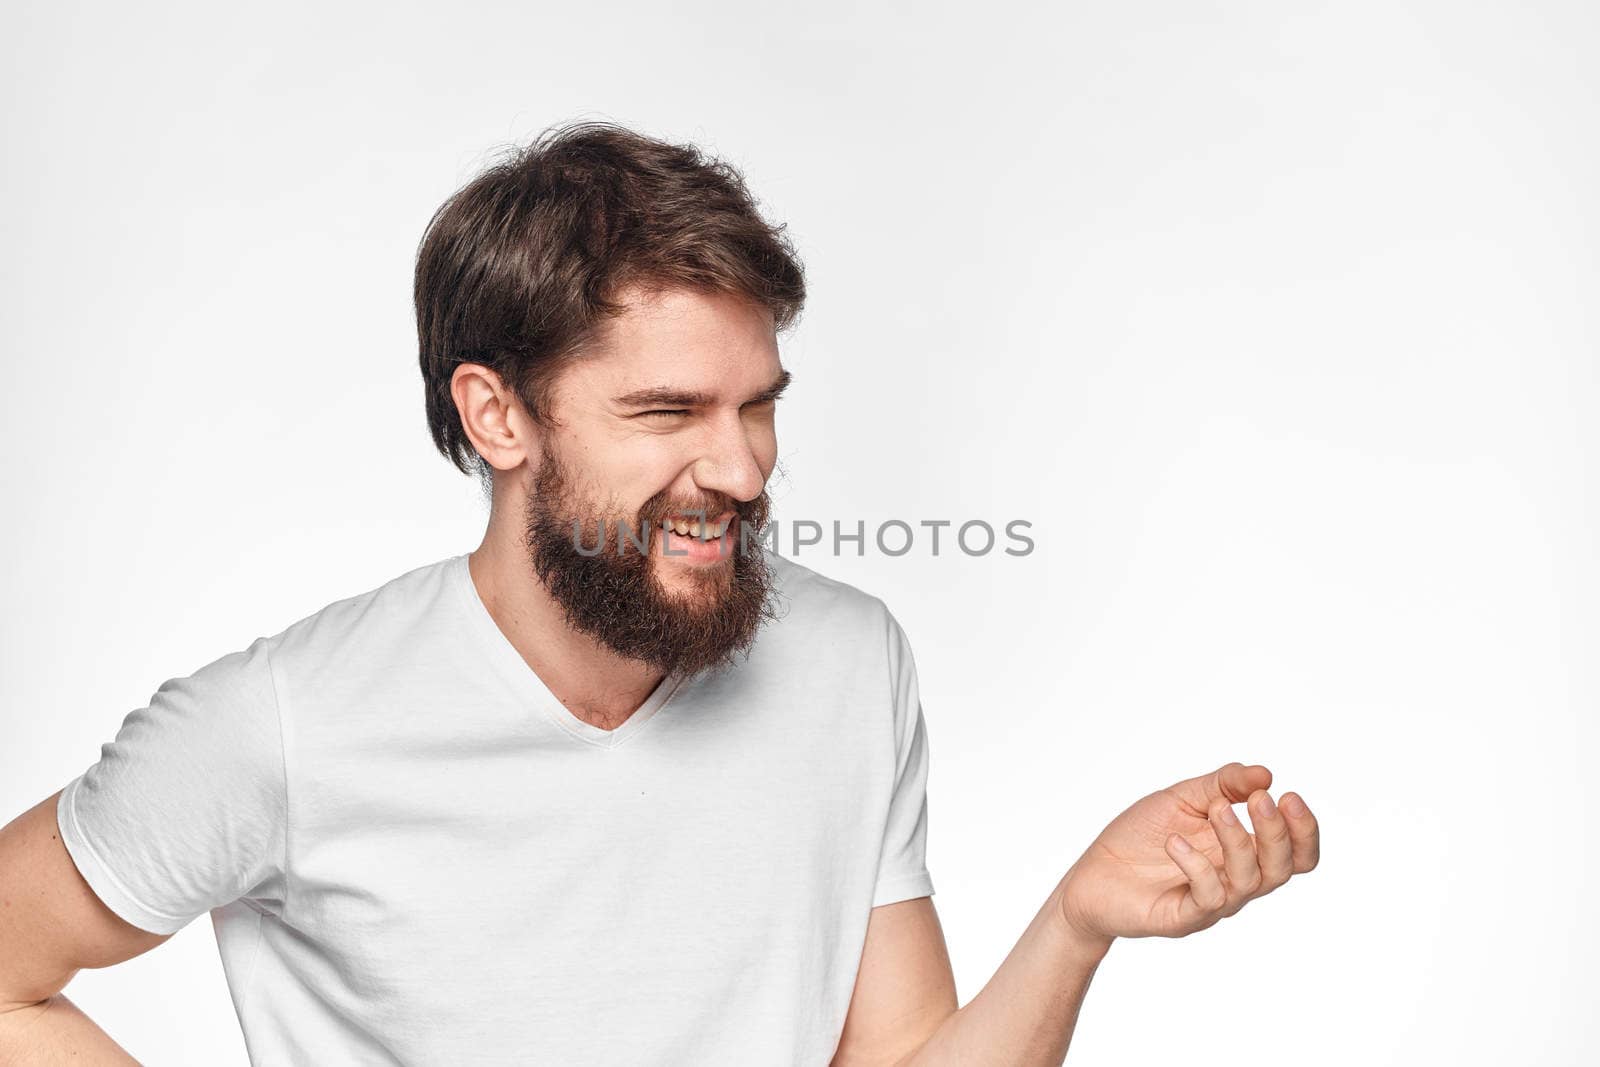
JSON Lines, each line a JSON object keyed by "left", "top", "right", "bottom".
{"left": 261, "top": 553, "right": 460, "bottom": 671}
{"left": 763, "top": 549, "right": 899, "bottom": 637}
{"left": 739, "top": 553, "right": 920, "bottom": 721}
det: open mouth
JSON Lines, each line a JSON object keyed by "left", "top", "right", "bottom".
{"left": 660, "top": 510, "right": 735, "bottom": 542}
{"left": 657, "top": 510, "right": 738, "bottom": 564}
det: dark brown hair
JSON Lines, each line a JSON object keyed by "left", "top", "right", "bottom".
{"left": 414, "top": 121, "right": 807, "bottom": 483}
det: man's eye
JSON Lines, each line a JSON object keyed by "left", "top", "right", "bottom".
{"left": 638, "top": 409, "right": 690, "bottom": 420}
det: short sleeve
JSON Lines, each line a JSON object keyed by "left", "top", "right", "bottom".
{"left": 55, "top": 635, "right": 288, "bottom": 935}
{"left": 871, "top": 608, "right": 935, "bottom": 908}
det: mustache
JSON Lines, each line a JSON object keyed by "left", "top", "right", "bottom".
{"left": 638, "top": 490, "right": 770, "bottom": 529}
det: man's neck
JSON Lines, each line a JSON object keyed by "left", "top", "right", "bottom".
{"left": 465, "top": 539, "right": 666, "bottom": 732}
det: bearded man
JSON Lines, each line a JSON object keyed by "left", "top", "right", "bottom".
{"left": 0, "top": 123, "right": 1321, "bottom": 1065}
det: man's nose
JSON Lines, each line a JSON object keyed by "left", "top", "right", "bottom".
{"left": 690, "top": 413, "right": 767, "bottom": 503}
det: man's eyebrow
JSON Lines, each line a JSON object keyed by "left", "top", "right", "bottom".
{"left": 749, "top": 369, "right": 792, "bottom": 404}
{"left": 613, "top": 369, "right": 793, "bottom": 408}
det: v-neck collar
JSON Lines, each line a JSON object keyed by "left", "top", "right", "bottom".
{"left": 448, "top": 552, "right": 687, "bottom": 749}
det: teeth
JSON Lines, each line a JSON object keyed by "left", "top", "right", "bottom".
{"left": 663, "top": 516, "right": 729, "bottom": 541}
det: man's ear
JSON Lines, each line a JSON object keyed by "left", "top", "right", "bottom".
{"left": 451, "top": 363, "right": 539, "bottom": 473}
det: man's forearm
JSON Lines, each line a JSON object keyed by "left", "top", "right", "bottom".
{"left": 903, "top": 884, "right": 1112, "bottom": 1066}
{"left": 0, "top": 993, "right": 140, "bottom": 1065}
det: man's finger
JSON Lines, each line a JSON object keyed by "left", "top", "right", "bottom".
{"left": 1247, "top": 790, "right": 1294, "bottom": 893}
{"left": 1208, "top": 798, "right": 1260, "bottom": 911}
{"left": 1279, "top": 792, "right": 1320, "bottom": 873}
{"left": 1164, "top": 833, "right": 1227, "bottom": 927}
{"left": 1172, "top": 761, "right": 1273, "bottom": 809}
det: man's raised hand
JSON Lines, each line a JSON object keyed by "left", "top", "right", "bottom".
{"left": 1053, "top": 762, "right": 1320, "bottom": 946}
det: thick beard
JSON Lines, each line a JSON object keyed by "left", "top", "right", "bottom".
{"left": 521, "top": 450, "right": 778, "bottom": 677}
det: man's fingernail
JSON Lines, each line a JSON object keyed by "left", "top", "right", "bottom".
{"left": 1282, "top": 794, "right": 1308, "bottom": 817}
{"left": 1258, "top": 793, "right": 1278, "bottom": 818}
{"left": 1217, "top": 803, "right": 1240, "bottom": 827}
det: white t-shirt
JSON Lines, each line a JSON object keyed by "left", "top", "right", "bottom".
{"left": 56, "top": 550, "right": 934, "bottom": 1065}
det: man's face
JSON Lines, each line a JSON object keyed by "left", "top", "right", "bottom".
{"left": 519, "top": 285, "right": 788, "bottom": 675}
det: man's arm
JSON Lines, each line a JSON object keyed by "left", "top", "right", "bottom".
{"left": 834, "top": 763, "right": 1321, "bottom": 1065}
{"left": 831, "top": 893, "right": 1108, "bottom": 1067}
{"left": 0, "top": 791, "right": 173, "bottom": 1061}
{"left": 831, "top": 898, "right": 958, "bottom": 1065}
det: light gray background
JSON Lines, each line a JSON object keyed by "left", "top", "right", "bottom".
{"left": 4, "top": 1, "right": 1595, "bottom": 1063}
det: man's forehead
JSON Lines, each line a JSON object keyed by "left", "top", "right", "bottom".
{"left": 571, "top": 285, "right": 784, "bottom": 399}
{"left": 601, "top": 284, "right": 776, "bottom": 342}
